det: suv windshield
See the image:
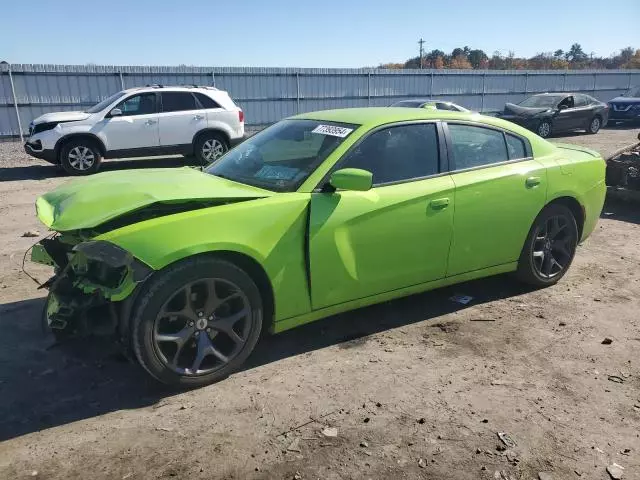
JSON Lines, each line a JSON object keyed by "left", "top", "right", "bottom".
{"left": 85, "top": 91, "right": 126, "bottom": 114}
{"left": 518, "top": 95, "right": 564, "bottom": 108}
{"left": 622, "top": 86, "right": 640, "bottom": 98}
{"left": 206, "top": 119, "right": 357, "bottom": 192}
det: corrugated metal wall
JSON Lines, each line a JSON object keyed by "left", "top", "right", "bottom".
{"left": 1, "top": 63, "right": 639, "bottom": 139}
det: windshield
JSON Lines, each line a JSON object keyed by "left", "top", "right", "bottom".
{"left": 85, "top": 91, "right": 126, "bottom": 114}
{"left": 622, "top": 86, "right": 640, "bottom": 98}
{"left": 206, "top": 119, "right": 358, "bottom": 192}
{"left": 518, "top": 95, "right": 564, "bottom": 108}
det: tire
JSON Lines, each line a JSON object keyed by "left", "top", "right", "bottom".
{"left": 516, "top": 204, "right": 579, "bottom": 287}
{"left": 194, "top": 132, "right": 228, "bottom": 166}
{"left": 59, "top": 138, "right": 102, "bottom": 175}
{"left": 536, "top": 120, "right": 552, "bottom": 138}
{"left": 131, "top": 256, "right": 263, "bottom": 387}
{"left": 587, "top": 115, "right": 602, "bottom": 134}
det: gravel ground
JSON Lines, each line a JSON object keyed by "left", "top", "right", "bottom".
{"left": 0, "top": 125, "right": 639, "bottom": 480}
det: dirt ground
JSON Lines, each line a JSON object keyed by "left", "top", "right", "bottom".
{"left": 0, "top": 126, "right": 639, "bottom": 480}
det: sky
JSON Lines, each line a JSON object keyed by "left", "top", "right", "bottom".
{"left": 2, "top": 0, "right": 639, "bottom": 67}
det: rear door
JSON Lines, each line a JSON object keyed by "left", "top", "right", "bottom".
{"left": 571, "top": 94, "right": 595, "bottom": 128}
{"left": 158, "top": 91, "right": 208, "bottom": 147}
{"left": 309, "top": 122, "right": 455, "bottom": 309}
{"left": 444, "top": 122, "right": 547, "bottom": 276}
{"left": 100, "top": 92, "right": 160, "bottom": 151}
{"left": 554, "top": 95, "right": 583, "bottom": 131}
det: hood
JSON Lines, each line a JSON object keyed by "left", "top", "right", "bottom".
{"left": 36, "top": 167, "right": 274, "bottom": 232}
{"left": 502, "top": 103, "right": 549, "bottom": 117}
{"left": 608, "top": 96, "right": 640, "bottom": 104}
{"left": 32, "top": 111, "right": 91, "bottom": 125}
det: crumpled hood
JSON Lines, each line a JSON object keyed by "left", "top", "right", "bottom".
{"left": 32, "top": 111, "right": 91, "bottom": 125}
{"left": 36, "top": 167, "right": 273, "bottom": 232}
{"left": 502, "top": 103, "right": 549, "bottom": 117}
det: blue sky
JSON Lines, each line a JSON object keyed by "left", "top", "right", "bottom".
{"left": 3, "top": 0, "right": 639, "bottom": 67}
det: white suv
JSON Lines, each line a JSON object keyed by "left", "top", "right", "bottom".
{"left": 24, "top": 85, "right": 244, "bottom": 175}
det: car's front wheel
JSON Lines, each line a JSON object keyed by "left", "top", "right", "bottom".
{"left": 59, "top": 139, "right": 102, "bottom": 175}
{"left": 194, "top": 132, "right": 228, "bottom": 166}
{"left": 131, "top": 256, "right": 263, "bottom": 387}
{"left": 516, "top": 204, "right": 578, "bottom": 287}
{"left": 536, "top": 120, "right": 552, "bottom": 138}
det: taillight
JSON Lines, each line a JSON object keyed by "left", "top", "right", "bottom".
{"left": 238, "top": 110, "right": 244, "bottom": 123}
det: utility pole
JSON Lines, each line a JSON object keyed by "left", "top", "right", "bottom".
{"left": 418, "top": 38, "right": 425, "bottom": 69}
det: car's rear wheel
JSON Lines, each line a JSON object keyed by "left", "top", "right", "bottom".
{"left": 131, "top": 257, "right": 263, "bottom": 387}
{"left": 59, "top": 139, "right": 102, "bottom": 175}
{"left": 536, "top": 120, "right": 552, "bottom": 138}
{"left": 194, "top": 132, "right": 228, "bottom": 166}
{"left": 516, "top": 204, "right": 578, "bottom": 287}
{"left": 587, "top": 115, "right": 602, "bottom": 134}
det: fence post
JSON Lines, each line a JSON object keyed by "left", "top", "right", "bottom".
{"left": 367, "top": 71, "right": 371, "bottom": 106}
{"left": 119, "top": 70, "right": 125, "bottom": 89}
{"left": 629, "top": 73, "right": 633, "bottom": 90}
{"left": 211, "top": 71, "right": 215, "bottom": 87}
{"left": 7, "top": 64, "right": 24, "bottom": 143}
{"left": 524, "top": 72, "right": 529, "bottom": 95}
{"left": 430, "top": 71, "right": 434, "bottom": 97}
{"left": 481, "top": 72, "right": 486, "bottom": 112}
{"left": 296, "top": 71, "right": 300, "bottom": 113}
{"left": 562, "top": 71, "right": 567, "bottom": 91}
{"left": 593, "top": 72, "right": 597, "bottom": 94}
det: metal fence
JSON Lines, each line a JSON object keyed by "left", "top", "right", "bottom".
{"left": 2, "top": 63, "right": 640, "bottom": 140}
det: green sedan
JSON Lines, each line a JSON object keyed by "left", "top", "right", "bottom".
{"left": 31, "top": 108, "right": 606, "bottom": 387}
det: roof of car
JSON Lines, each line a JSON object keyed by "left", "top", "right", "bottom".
{"left": 125, "top": 85, "right": 222, "bottom": 93}
{"left": 294, "top": 107, "right": 481, "bottom": 127}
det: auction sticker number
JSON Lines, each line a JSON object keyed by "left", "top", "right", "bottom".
{"left": 312, "top": 124, "right": 353, "bottom": 137}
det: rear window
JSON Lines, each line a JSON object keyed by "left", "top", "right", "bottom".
{"left": 161, "top": 92, "right": 198, "bottom": 112}
{"left": 195, "top": 92, "right": 221, "bottom": 109}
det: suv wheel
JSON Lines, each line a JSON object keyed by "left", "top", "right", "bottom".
{"left": 195, "top": 133, "right": 228, "bottom": 165}
{"left": 60, "top": 139, "right": 102, "bottom": 175}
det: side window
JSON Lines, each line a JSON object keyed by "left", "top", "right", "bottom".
{"left": 340, "top": 124, "right": 439, "bottom": 185}
{"left": 505, "top": 133, "right": 527, "bottom": 160}
{"left": 115, "top": 93, "right": 157, "bottom": 116}
{"left": 448, "top": 124, "right": 508, "bottom": 170}
{"left": 574, "top": 94, "right": 588, "bottom": 107}
{"left": 436, "top": 102, "right": 456, "bottom": 111}
{"left": 161, "top": 92, "right": 198, "bottom": 112}
{"left": 194, "top": 92, "right": 221, "bottom": 109}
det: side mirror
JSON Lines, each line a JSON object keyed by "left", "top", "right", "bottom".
{"left": 329, "top": 168, "right": 373, "bottom": 192}
{"left": 109, "top": 108, "right": 122, "bottom": 117}
{"left": 557, "top": 104, "right": 568, "bottom": 111}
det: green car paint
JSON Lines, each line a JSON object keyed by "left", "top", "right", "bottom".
{"left": 32, "top": 108, "right": 606, "bottom": 337}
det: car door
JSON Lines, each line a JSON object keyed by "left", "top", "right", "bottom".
{"left": 308, "top": 122, "right": 455, "bottom": 310}
{"left": 158, "top": 91, "right": 208, "bottom": 147}
{"left": 98, "top": 92, "right": 160, "bottom": 151}
{"left": 553, "top": 95, "right": 582, "bottom": 131}
{"left": 444, "top": 122, "right": 547, "bottom": 276}
{"left": 572, "top": 94, "right": 597, "bottom": 127}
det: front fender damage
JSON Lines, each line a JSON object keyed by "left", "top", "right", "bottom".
{"left": 32, "top": 238, "right": 152, "bottom": 336}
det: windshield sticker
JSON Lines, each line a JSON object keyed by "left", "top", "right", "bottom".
{"left": 254, "top": 165, "right": 300, "bottom": 181}
{"left": 311, "top": 124, "right": 353, "bottom": 137}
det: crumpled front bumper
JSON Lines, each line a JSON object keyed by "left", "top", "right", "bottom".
{"left": 32, "top": 238, "right": 152, "bottom": 334}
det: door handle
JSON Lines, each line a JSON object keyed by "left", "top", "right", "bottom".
{"left": 430, "top": 197, "right": 450, "bottom": 209}
{"left": 145, "top": 119, "right": 157, "bottom": 125}
{"left": 525, "top": 176, "right": 541, "bottom": 188}
{"left": 193, "top": 114, "right": 204, "bottom": 120}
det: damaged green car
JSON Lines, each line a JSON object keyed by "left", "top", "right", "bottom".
{"left": 31, "top": 108, "right": 606, "bottom": 387}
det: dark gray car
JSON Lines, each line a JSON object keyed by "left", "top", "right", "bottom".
{"left": 498, "top": 93, "right": 609, "bottom": 138}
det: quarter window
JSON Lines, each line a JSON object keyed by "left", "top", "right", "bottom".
{"left": 448, "top": 124, "right": 508, "bottom": 170}
{"left": 161, "top": 92, "right": 198, "bottom": 112}
{"left": 115, "top": 93, "right": 157, "bottom": 116}
{"left": 340, "top": 124, "right": 439, "bottom": 185}
{"left": 436, "top": 102, "right": 457, "bottom": 111}
{"left": 194, "top": 92, "right": 221, "bottom": 109}
{"left": 505, "top": 133, "right": 527, "bottom": 160}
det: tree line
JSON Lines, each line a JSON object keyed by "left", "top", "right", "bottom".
{"left": 379, "top": 44, "right": 640, "bottom": 70}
